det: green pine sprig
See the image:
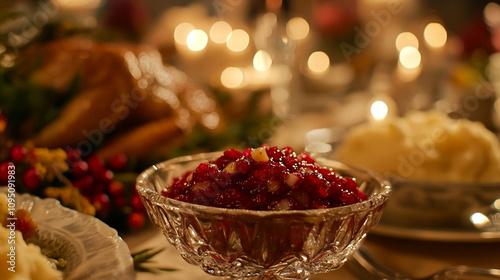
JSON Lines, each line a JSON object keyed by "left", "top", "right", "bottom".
{"left": 132, "top": 248, "right": 177, "bottom": 274}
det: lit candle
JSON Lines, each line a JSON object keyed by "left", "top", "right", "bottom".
{"left": 422, "top": 22, "right": 448, "bottom": 78}
{"left": 301, "top": 51, "right": 355, "bottom": 93}
{"left": 396, "top": 46, "right": 422, "bottom": 82}
{"left": 368, "top": 96, "right": 397, "bottom": 122}
{"left": 174, "top": 18, "right": 254, "bottom": 86}
{"left": 370, "top": 100, "right": 388, "bottom": 120}
{"left": 219, "top": 64, "right": 284, "bottom": 91}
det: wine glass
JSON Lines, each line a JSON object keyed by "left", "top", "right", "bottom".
{"left": 136, "top": 151, "right": 391, "bottom": 279}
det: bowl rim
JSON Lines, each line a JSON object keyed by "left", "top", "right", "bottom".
{"left": 386, "top": 174, "right": 500, "bottom": 189}
{"left": 136, "top": 151, "right": 392, "bottom": 217}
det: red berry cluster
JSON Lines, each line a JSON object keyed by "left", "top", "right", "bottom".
{"left": 66, "top": 150, "right": 146, "bottom": 230}
{"left": 0, "top": 145, "right": 41, "bottom": 191}
{"left": 162, "top": 145, "right": 368, "bottom": 210}
{"left": 0, "top": 144, "right": 147, "bottom": 231}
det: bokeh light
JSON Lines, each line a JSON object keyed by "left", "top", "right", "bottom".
{"left": 286, "top": 17, "right": 310, "bottom": 40}
{"left": 494, "top": 199, "right": 500, "bottom": 210}
{"left": 253, "top": 50, "right": 273, "bottom": 71}
{"left": 186, "top": 29, "right": 208, "bottom": 51}
{"left": 423, "top": 23, "right": 447, "bottom": 48}
{"left": 395, "top": 32, "right": 419, "bottom": 51}
{"left": 370, "top": 100, "right": 389, "bottom": 120}
{"left": 484, "top": 2, "right": 500, "bottom": 27}
{"left": 174, "top": 22, "right": 195, "bottom": 45}
{"left": 470, "top": 212, "right": 491, "bottom": 228}
{"left": 226, "top": 29, "right": 250, "bottom": 52}
{"left": 53, "top": 0, "right": 100, "bottom": 9}
{"left": 201, "top": 112, "right": 220, "bottom": 130}
{"left": 221, "top": 67, "right": 244, "bottom": 88}
{"left": 210, "top": 21, "right": 232, "bottom": 44}
{"left": 399, "top": 46, "right": 421, "bottom": 69}
{"left": 307, "top": 51, "right": 330, "bottom": 74}
{"left": 0, "top": 54, "right": 15, "bottom": 68}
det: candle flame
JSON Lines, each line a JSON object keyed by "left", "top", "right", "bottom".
{"left": 370, "top": 100, "right": 389, "bottom": 120}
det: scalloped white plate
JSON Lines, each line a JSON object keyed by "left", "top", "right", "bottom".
{"left": 4, "top": 190, "right": 135, "bottom": 280}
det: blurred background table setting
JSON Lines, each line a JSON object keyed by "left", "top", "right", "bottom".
{"left": 1, "top": 0, "right": 500, "bottom": 279}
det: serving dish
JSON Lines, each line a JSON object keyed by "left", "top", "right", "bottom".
{"left": 2, "top": 190, "right": 135, "bottom": 280}
{"left": 136, "top": 151, "right": 391, "bottom": 279}
{"left": 302, "top": 124, "right": 500, "bottom": 242}
{"left": 371, "top": 178, "right": 500, "bottom": 242}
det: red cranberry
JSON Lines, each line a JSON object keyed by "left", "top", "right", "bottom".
{"left": 66, "top": 148, "right": 82, "bottom": 164}
{"left": 113, "top": 196, "right": 127, "bottom": 208}
{"left": 87, "top": 155, "right": 106, "bottom": 176}
{"left": 93, "top": 193, "right": 111, "bottom": 213}
{"left": 73, "top": 175, "right": 94, "bottom": 191}
{"left": 10, "top": 145, "right": 27, "bottom": 163}
{"left": 109, "top": 153, "right": 128, "bottom": 171}
{"left": 128, "top": 211, "right": 146, "bottom": 229}
{"left": 161, "top": 146, "right": 367, "bottom": 210}
{"left": 22, "top": 168, "right": 41, "bottom": 190}
{"left": 71, "top": 160, "right": 89, "bottom": 178}
{"left": 108, "top": 181, "right": 124, "bottom": 197}
{"left": 97, "top": 169, "right": 114, "bottom": 185}
{"left": 130, "top": 193, "right": 145, "bottom": 212}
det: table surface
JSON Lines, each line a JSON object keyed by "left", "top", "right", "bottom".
{"left": 123, "top": 225, "right": 500, "bottom": 280}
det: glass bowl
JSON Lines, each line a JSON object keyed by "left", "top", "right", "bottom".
{"left": 136, "top": 151, "right": 391, "bottom": 279}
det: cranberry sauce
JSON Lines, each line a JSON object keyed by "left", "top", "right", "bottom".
{"left": 161, "top": 146, "right": 367, "bottom": 210}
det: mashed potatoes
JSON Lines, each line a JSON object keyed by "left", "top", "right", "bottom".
{"left": 0, "top": 193, "right": 62, "bottom": 280}
{"left": 335, "top": 110, "right": 500, "bottom": 183}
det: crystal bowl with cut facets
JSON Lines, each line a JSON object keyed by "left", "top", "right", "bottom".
{"left": 136, "top": 152, "right": 391, "bottom": 279}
